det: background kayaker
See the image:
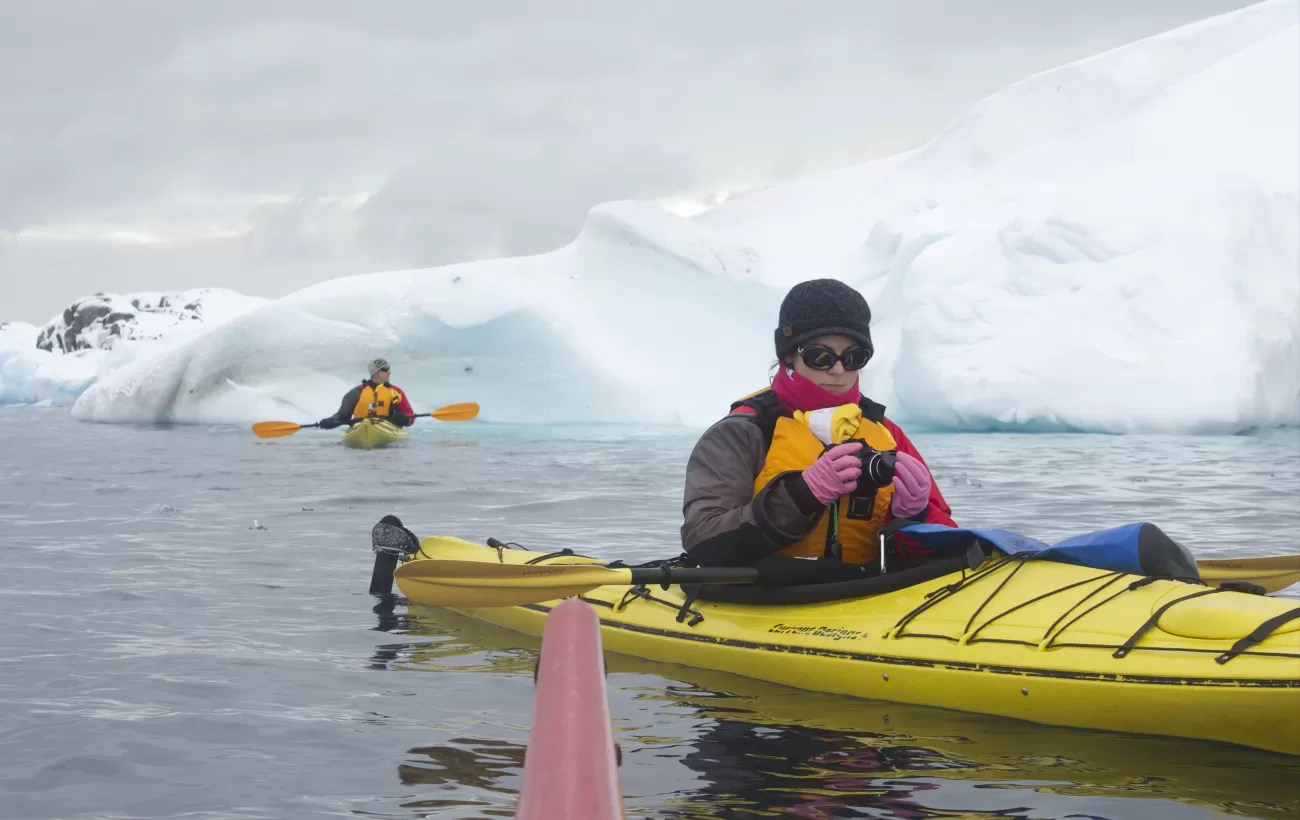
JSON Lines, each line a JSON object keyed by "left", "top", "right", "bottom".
{"left": 318, "top": 358, "right": 416, "bottom": 429}
{"left": 681, "top": 278, "right": 956, "bottom": 569}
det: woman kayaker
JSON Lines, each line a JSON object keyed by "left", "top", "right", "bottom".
{"left": 681, "top": 279, "right": 955, "bottom": 570}
{"left": 319, "top": 358, "right": 416, "bottom": 429}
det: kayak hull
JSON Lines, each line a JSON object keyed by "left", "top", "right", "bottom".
{"left": 341, "top": 418, "right": 407, "bottom": 449}
{"left": 398, "top": 537, "right": 1300, "bottom": 756}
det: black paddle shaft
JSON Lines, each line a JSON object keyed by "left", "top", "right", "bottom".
{"left": 625, "top": 566, "right": 760, "bottom": 586}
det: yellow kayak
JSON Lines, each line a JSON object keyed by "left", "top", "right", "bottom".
{"left": 341, "top": 417, "right": 407, "bottom": 449}
{"left": 396, "top": 536, "right": 1300, "bottom": 756}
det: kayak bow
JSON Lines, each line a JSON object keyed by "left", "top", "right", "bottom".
{"left": 516, "top": 598, "right": 623, "bottom": 820}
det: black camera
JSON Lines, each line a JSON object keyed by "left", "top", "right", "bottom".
{"left": 853, "top": 441, "right": 898, "bottom": 488}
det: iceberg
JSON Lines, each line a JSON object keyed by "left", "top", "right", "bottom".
{"left": 0, "top": 321, "right": 98, "bottom": 406}
{"left": 68, "top": 202, "right": 778, "bottom": 426}
{"left": 8, "top": 0, "right": 1298, "bottom": 432}
{"left": 0, "top": 289, "right": 266, "bottom": 406}
{"left": 699, "top": 0, "right": 1300, "bottom": 433}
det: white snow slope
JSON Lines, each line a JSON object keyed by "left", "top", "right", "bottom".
{"left": 17, "top": 0, "right": 1300, "bottom": 432}
{"left": 699, "top": 0, "right": 1300, "bottom": 433}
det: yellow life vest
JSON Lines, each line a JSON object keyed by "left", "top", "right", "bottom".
{"left": 353, "top": 383, "right": 402, "bottom": 419}
{"left": 738, "top": 390, "right": 897, "bottom": 564}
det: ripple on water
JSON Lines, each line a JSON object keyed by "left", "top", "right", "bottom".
{"left": 0, "top": 408, "right": 1297, "bottom": 819}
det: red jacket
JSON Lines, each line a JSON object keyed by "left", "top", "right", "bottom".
{"left": 387, "top": 383, "right": 416, "bottom": 420}
{"left": 877, "top": 416, "right": 958, "bottom": 553}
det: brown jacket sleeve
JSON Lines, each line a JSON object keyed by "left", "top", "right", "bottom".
{"left": 332, "top": 385, "right": 364, "bottom": 423}
{"left": 681, "top": 415, "right": 825, "bottom": 566}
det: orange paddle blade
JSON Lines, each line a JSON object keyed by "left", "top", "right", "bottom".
{"left": 428, "top": 402, "right": 480, "bottom": 422}
{"left": 251, "top": 421, "right": 304, "bottom": 439}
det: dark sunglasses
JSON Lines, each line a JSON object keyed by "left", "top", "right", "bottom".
{"left": 377, "top": 367, "right": 390, "bottom": 373}
{"left": 798, "top": 345, "right": 872, "bottom": 372}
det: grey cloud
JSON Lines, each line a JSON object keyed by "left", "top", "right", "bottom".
{"left": 1, "top": 0, "right": 1258, "bottom": 322}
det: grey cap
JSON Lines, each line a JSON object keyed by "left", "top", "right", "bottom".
{"left": 368, "top": 358, "right": 390, "bottom": 376}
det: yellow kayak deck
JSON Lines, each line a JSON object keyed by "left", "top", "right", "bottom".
{"left": 398, "top": 536, "right": 1300, "bottom": 756}
{"left": 341, "top": 418, "right": 407, "bottom": 449}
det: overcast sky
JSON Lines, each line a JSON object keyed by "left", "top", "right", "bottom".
{"left": 0, "top": 0, "right": 1257, "bottom": 323}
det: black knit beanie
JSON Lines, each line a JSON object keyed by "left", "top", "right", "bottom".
{"left": 774, "top": 279, "right": 873, "bottom": 358}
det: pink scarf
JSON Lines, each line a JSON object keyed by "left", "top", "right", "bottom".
{"left": 770, "top": 368, "right": 861, "bottom": 413}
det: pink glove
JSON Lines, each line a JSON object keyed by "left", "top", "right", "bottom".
{"left": 891, "top": 451, "right": 932, "bottom": 518}
{"left": 801, "top": 442, "right": 864, "bottom": 506}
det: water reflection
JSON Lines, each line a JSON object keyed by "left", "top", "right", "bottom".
{"left": 386, "top": 603, "right": 1300, "bottom": 820}
{"left": 373, "top": 594, "right": 405, "bottom": 633}
{"left": 399, "top": 738, "right": 525, "bottom": 789}
{"left": 665, "top": 715, "right": 969, "bottom": 819}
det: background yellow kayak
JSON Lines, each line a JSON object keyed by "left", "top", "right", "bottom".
{"left": 342, "top": 418, "right": 408, "bottom": 449}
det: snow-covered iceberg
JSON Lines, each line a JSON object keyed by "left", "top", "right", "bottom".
{"left": 14, "top": 0, "right": 1300, "bottom": 432}
{"left": 699, "top": 0, "right": 1300, "bottom": 433}
{"left": 0, "top": 321, "right": 96, "bottom": 406}
{"left": 69, "top": 203, "right": 778, "bottom": 425}
{"left": 0, "top": 289, "right": 266, "bottom": 406}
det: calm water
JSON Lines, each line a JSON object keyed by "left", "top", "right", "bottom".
{"left": 1, "top": 407, "right": 1297, "bottom": 820}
